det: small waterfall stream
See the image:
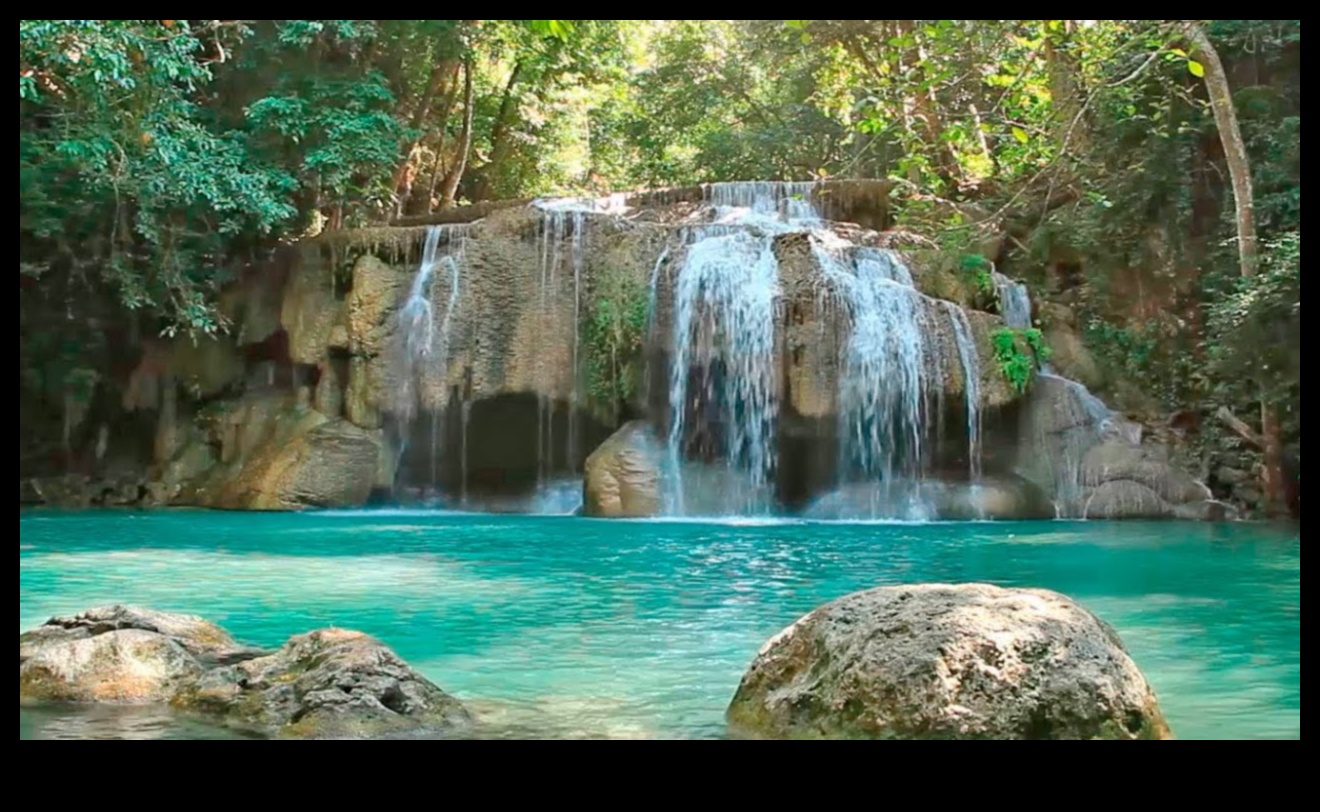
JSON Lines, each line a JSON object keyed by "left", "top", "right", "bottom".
{"left": 396, "top": 224, "right": 467, "bottom": 497}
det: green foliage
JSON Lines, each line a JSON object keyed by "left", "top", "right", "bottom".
{"left": 584, "top": 276, "right": 649, "bottom": 412}
{"left": 959, "top": 254, "right": 997, "bottom": 302}
{"left": 991, "top": 326, "right": 1051, "bottom": 394}
{"left": 1206, "top": 232, "right": 1300, "bottom": 406}
{"left": 19, "top": 19, "right": 583, "bottom": 335}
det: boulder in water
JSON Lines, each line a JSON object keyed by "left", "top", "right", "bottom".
{"left": 727, "top": 583, "right": 1171, "bottom": 740}
{"left": 583, "top": 421, "right": 663, "bottom": 518}
{"left": 174, "top": 628, "right": 471, "bottom": 739}
{"left": 20, "top": 606, "right": 472, "bottom": 739}
{"left": 20, "top": 606, "right": 241, "bottom": 703}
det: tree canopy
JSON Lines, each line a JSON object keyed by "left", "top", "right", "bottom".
{"left": 19, "top": 19, "right": 1301, "bottom": 506}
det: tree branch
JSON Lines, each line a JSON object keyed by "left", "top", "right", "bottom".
{"left": 1216, "top": 406, "right": 1263, "bottom": 449}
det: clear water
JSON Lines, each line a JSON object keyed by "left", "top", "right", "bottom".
{"left": 19, "top": 511, "right": 1298, "bottom": 740}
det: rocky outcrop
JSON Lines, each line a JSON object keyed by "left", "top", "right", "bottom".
{"left": 1016, "top": 375, "right": 1218, "bottom": 518}
{"left": 1077, "top": 440, "right": 1219, "bottom": 519}
{"left": 583, "top": 421, "right": 663, "bottom": 518}
{"left": 20, "top": 606, "right": 240, "bottom": 703}
{"left": 168, "top": 393, "right": 389, "bottom": 510}
{"left": 173, "top": 628, "right": 471, "bottom": 739}
{"left": 727, "top": 583, "right": 1171, "bottom": 740}
{"left": 21, "top": 606, "right": 471, "bottom": 739}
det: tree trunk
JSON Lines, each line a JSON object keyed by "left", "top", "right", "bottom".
{"left": 438, "top": 56, "right": 476, "bottom": 210}
{"left": 421, "top": 61, "right": 464, "bottom": 214}
{"left": 473, "top": 60, "right": 525, "bottom": 202}
{"left": 1045, "top": 20, "right": 1089, "bottom": 152}
{"left": 391, "top": 58, "right": 459, "bottom": 216}
{"left": 1184, "top": 20, "right": 1283, "bottom": 513}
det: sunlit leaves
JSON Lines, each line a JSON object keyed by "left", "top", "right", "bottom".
{"left": 528, "top": 20, "right": 575, "bottom": 40}
{"left": 1187, "top": 59, "right": 1205, "bottom": 78}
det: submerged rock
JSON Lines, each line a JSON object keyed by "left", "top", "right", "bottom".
{"left": 727, "top": 583, "right": 1171, "bottom": 740}
{"left": 19, "top": 606, "right": 471, "bottom": 739}
{"left": 583, "top": 421, "right": 663, "bottom": 518}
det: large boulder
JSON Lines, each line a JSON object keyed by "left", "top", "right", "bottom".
{"left": 19, "top": 606, "right": 241, "bottom": 703}
{"left": 174, "top": 393, "right": 388, "bottom": 510}
{"left": 20, "top": 606, "right": 472, "bottom": 739}
{"left": 173, "top": 628, "right": 472, "bottom": 739}
{"left": 222, "top": 420, "right": 386, "bottom": 510}
{"left": 1081, "top": 441, "right": 1211, "bottom": 505}
{"left": 727, "top": 583, "right": 1171, "bottom": 740}
{"left": 583, "top": 421, "right": 663, "bottom": 518}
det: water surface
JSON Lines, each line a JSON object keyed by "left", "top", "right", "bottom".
{"left": 19, "top": 511, "right": 1300, "bottom": 739}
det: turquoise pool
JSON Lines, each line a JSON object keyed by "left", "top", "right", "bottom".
{"left": 19, "top": 511, "right": 1301, "bottom": 739}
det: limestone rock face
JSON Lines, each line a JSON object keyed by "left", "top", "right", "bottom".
{"left": 583, "top": 421, "right": 663, "bottom": 518}
{"left": 1017, "top": 376, "right": 1214, "bottom": 518}
{"left": 20, "top": 606, "right": 471, "bottom": 740}
{"left": 728, "top": 583, "right": 1171, "bottom": 740}
{"left": 282, "top": 252, "right": 344, "bottom": 365}
{"left": 174, "top": 394, "right": 387, "bottom": 510}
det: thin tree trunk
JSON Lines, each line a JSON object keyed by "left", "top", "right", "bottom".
{"left": 1046, "top": 20, "right": 1088, "bottom": 152}
{"left": 422, "top": 61, "right": 464, "bottom": 213}
{"left": 1184, "top": 20, "right": 1283, "bottom": 513}
{"left": 473, "top": 60, "right": 525, "bottom": 202}
{"left": 438, "top": 56, "right": 475, "bottom": 210}
{"left": 391, "top": 59, "right": 459, "bottom": 216}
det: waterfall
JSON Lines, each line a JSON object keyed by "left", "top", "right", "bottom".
{"left": 991, "top": 270, "right": 1130, "bottom": 516}
{"left": 993, "top": 271, "right": 1033, "bottom": 330}
{"left": 667, "top": 230, "right": 781, "bottom": 514}
{"left": 568, "top": 209, "right": 585, "bottom": 475}
{"left": 818, "top": 244, "right": 933, "bottom": 503}
{"left": 395, "top": 224, "right": 467, "bottom": 493}
{"left": 941, "top": 300, "right": 982, "bottom": 480}
{"left": 533, "top": 200, "right": 597, "bottom": 485}
{"left": 659, "top": 182, "right": 828, "bottom": 514}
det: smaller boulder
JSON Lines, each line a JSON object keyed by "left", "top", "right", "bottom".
{"left": 174, "top": 628, "right": 472, "bottom": 739}
{"left": 1081, "top": 480, "right": 1169, "bottom": 519}
{"left": 583, "top": 421, "right": 663, "bottom": 518}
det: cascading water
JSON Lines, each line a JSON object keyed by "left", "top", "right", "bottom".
{"left": 706, "top": 181, "right": 821, "bottom": 227}
{"left": 531, "top": 197, "right": 605, "bottom": 507}
{"left": 991, "top": 270, "right": 1137, "bottom": 516}
{"left": 815, "top": 239, "right": 934, "bottom": 518}
{"left": 667, "top": 229, "right": 780, "bottom": 514}
{"left": 395, "top": 224, "right": 467, "bottom": 497}
{"left": 941, "top": 300, "right": 982, "bottom": 480}
{"left": 993, "top": 270, "right": 1034, "bottom": 331}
